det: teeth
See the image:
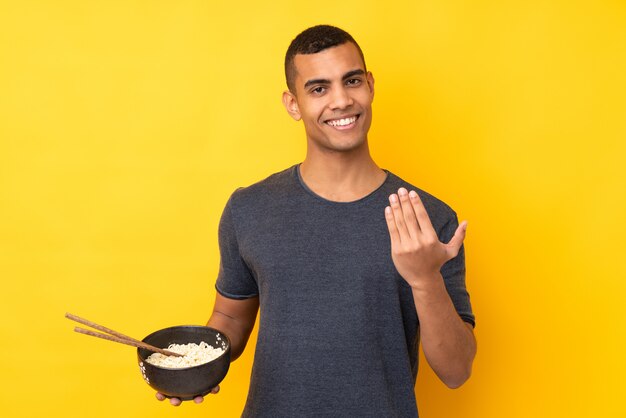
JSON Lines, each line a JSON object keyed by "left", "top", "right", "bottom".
{"left": 327, "top": 116, "right": 357, "bottom": 127}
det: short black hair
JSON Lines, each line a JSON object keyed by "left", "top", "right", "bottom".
{"left": 284, "top": 25, "right": 366, "bottom": 93}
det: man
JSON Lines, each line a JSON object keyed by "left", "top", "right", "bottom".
{"left": 157, "top": 25, "right": 476, "bottom": 416}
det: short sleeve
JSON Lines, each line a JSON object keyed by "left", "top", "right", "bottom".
{"left": 438, "top": 214, "right": 476, "bottom": 328}
{"left": 215, "top": 195, "right": 259, "bottom": 299}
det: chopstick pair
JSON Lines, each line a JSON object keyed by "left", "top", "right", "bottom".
{"left": 65, "top": 312, "right": 183, "bottom": 357}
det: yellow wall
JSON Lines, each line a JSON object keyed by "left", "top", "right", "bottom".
{"left": 1, "top": 1, "right": 625, "bottom": 417}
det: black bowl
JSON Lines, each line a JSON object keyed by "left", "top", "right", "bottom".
{"left": 137, "top": 325, "right": 230, "bottom": 400}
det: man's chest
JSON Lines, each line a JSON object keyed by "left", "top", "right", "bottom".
{"left": 235, "top": 204, "right": 405, "bottom": 298}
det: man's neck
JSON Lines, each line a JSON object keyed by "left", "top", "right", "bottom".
{"left": 299, "top": 147, "right": 387, "bottom": 203}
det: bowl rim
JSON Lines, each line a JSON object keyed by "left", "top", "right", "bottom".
{"left": 138, "top": 325, "right": 231, "bottom": 371}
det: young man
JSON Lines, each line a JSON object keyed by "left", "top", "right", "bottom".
{"left": 158, "top": 25, "right": 476, "bottom": 416}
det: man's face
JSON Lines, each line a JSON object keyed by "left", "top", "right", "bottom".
{"left": 283, "top": 42, "right": 375, "bottom": 154}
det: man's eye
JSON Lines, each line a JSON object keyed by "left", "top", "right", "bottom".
{"left": 346, "top": 78, "right": 362, "bottom": 86}
{"left": 311, "top": 86, "right": 326, "bottom": 94}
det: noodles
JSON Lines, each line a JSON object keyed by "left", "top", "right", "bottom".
{"left": 145, "top": 341, "right": 225, "bottom": 368}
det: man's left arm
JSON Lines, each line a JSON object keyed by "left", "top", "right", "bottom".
{"left": 385, "top": 187, "right": 476, "bottom": 389}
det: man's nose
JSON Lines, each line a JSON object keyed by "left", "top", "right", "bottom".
{"left": 329, "top": 86, "right": 354, "bottom": 110}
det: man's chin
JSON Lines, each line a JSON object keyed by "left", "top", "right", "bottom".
{"left": 320, "top": 138, "right": 368, "bottom": 154}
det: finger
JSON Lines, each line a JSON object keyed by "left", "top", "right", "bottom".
{"left": 169, "top": 397, "right": 182, "bottom": 407}
{"left": 192, "top": 385, "right": 219, "bottom": 404}
{"left": 155, "top": 392, "right": 166, "bottom": 401}
{"left": 385, "top": 206, "right": 401, "bottom": 245}
{"left": 398, "top": 188, "right": 420, "bottom": 238}
{"left": 408, "top": 190, "right": 434, "bottom": 234}
{"left": 446, "top": 221, "right": 468, "bottom": 258}
{"left": 389, "top": 193, "right": 410, "bottom": 242}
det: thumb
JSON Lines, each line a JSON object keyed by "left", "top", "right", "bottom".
{"left": 446, "top": 220, "right": 467, "bottom": 258}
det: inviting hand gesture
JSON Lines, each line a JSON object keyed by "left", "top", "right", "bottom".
{"left": 384, "top": 188, "right": 467, "bottom": 289}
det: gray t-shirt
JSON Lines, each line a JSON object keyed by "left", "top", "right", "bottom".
{"left": 216, "top": 165, "right": 474, "bottom": 417}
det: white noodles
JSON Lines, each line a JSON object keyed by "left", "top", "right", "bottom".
{"left": 145, "top": 341, "right": 225, "bottom": 368}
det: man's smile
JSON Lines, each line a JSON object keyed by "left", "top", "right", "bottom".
{"left": 324, "top": 115, "right": 359, "bottom": 129}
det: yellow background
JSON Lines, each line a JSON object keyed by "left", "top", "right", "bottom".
{"left": 1, "top": 1, "right": 625, "bottom": 417}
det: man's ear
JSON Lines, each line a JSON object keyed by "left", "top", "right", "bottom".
{"left": 282, "top": 90, "right": 301, "bottom": 121}
{"left": 367, "top": 71, "right": 375, "bottom": 100}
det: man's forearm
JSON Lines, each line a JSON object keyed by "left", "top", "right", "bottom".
{"left": 206, "top": 295, "right": 259, "bottom": 362}
{"left": 411, "top": 273, "right": 476, "bottom": 388}
{"left": 207, "top": 311, "right": 254, "bottom": 361}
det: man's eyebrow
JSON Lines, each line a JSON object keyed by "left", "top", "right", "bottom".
{"left": 303, "top": 69, "right": 366, "bottom": 89}
{"left": 304, "top": 78, "right": 330, "bottom": 89}
{"left": 342, "top": 69, "right": 365, "bottom": 80}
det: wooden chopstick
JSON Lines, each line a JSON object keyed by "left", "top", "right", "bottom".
{"left": 72, "top": 326, "right": 183, "bottom": 357}
{"left": 65, "top": 312, "right": 183, "bottom": 357}
{"left": 66, "top": 312, "right": 142, "bottom": 343}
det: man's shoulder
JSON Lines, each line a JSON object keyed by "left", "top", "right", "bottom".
{"left": 228, "top": 165, "right": 298, "bottom": 208}
{"left": 384, "top": 170, "right": 457, "bottom": 221}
